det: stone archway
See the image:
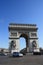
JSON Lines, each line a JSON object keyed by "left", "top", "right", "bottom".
{"left": 8, "top": 23, "right": 39, "bottom": 53}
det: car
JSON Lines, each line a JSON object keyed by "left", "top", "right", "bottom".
{"left": 33, "top": 52, "right": 41, "bottom": 55}
{"left": 19, "top": 53, "right": 23, "bottom": 57}
{"left": 33, "top": 48, "right": 41, "bottom": 55}
{"left": 12, "top": 52, "right": 23, "bottom": 57}
{"left": 0, "top": 53, "right": 6, "bottom": 56}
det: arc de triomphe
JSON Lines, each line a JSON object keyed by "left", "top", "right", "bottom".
{"left": 8, "top": 23, "right": 39, "bottom": 53}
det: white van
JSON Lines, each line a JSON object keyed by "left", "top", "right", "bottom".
{"left": 33, "top": 48, "right": 41, "bottom": 55}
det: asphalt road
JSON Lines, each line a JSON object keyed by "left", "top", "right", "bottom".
{"left": 0, "top": 55, "right": 43, "bottom": 65}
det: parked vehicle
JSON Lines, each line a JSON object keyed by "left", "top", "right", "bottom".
{"left": 12, "top": 52, "right": 23, "bottom": 57}
{"left": 33, "top": 48, "right": 41, "bottom": 55}
{"left": 0, "top": 53, "right": 6, "bottom": 56}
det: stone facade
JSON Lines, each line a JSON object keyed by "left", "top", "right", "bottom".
{"left": 8, "top": 23, "right": 39, "bottom": 53}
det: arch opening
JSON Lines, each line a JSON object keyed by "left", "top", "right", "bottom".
{"left": 19, "top": 33, "right": 28, "bottom": 53}
{"left": 19, "top": 37, "right": 26, "bottom": 50}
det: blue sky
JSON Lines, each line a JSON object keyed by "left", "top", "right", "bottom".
{"left": 0, "top": 0, "right": 43, "bottom": 49}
